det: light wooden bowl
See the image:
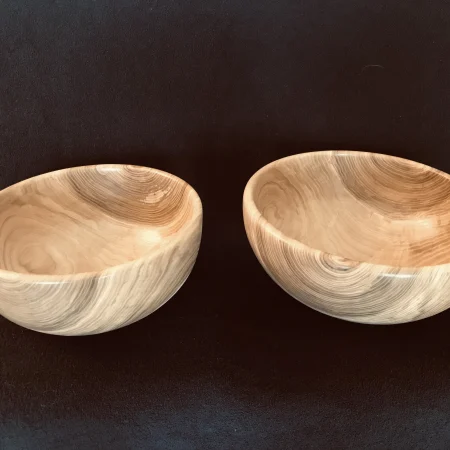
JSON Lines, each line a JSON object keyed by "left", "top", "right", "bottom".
{"left": 0, "top": 165, "right": 202, "bottom": 335}
{"left": 243, "top": 150, "right": 450, "bottom": 324}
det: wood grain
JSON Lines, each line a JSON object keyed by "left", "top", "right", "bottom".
{"left": 243, "top": 151, "right": 450, "bottom": 324}
{"left": 0, "top": 165, "right": 202, "bottom": 335}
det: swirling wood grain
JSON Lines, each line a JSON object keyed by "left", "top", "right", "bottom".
{"left": 243, "top": 151, "right": 450, "bottom": 324}
{"left": 0, "top": 165, "right": 202, "bottom": 335}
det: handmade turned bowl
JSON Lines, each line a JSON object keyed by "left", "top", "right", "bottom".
{"left": 0, "top": 165, "right": 202, "bottom": 335}
{"left": 243, "top": 150, "right": 450, "bottom": 324}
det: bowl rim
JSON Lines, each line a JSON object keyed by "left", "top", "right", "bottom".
{"left": 0, "top": 164, "right": 202, "bottom": 282}
{"left": 243, "top": 149, "right": 450, "bottom": 272}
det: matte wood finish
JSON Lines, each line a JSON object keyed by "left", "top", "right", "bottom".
{"left": 244, "top": 151, "right": 450, "bottom": 324}
{"left": 0, "top": 165, "right": 202, "bottom": 335}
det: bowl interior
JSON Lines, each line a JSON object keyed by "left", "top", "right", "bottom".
{"left": 0, "top": 165, "right": 199, "bottom": 276}
{"left": 251, "top": 151, "right": 450, "bottom": 267}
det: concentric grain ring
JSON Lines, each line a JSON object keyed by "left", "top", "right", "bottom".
{"left": 243, "top": 151, "right": 450, "bottom": 324}
{"left": 0, "top": 164, "right": 202, "bottom": 335}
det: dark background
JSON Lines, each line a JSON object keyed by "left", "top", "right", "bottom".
{"left": 1, "top": 1, "right": 450, "bottom": 448}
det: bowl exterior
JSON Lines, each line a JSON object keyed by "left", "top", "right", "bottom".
{"left": 243, "top": 205, "right": 450, "bottom": 325}
{"left": 0, "top": 216, "right": 202, "bottom": 336}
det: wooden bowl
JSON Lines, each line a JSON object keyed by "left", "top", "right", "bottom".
{"left": 243, "top": 150, "right": 450, "bottom": 324}
{"left": 0, "top": 165, "right": 202, "bottom": 335}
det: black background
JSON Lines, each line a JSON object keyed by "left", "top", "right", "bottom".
{"left": 1, "top": 1, "right": 450, "bottom": 448}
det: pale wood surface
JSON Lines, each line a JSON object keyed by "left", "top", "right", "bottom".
{"left": 243, "top": 151, "right": 450, "bottom": 324}
{"left": 0, "top": 165, "right": 202, "bottom": 335}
